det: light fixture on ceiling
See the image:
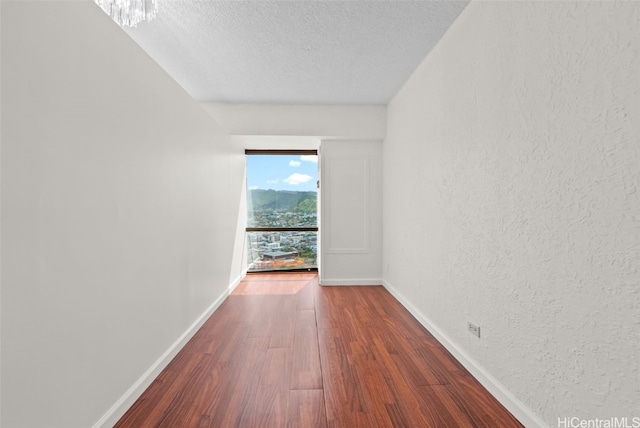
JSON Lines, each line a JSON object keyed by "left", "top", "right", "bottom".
{"left": 95, "top": 0, "right": 158, "bottom": 27}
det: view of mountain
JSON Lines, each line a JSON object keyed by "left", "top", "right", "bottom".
{"left": 249, "top": 189, "right": 317, "bottom": 213}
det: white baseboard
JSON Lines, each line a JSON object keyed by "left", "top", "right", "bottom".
{"left": 382, "top": 280, "right": 548, "bottom": 428}
{"left": 93, "top": 282, "right": 234, "bottom": 428}
{"left": 228, "top": 270, "right": 247, "bottom": 294}
{"left": 320, "top": 278, "right": 382, "bottom": 286}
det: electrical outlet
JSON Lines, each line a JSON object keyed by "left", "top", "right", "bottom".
{"left": 467, "top": 322, "right": 481, "bottom": 338}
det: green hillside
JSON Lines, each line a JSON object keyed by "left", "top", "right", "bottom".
{"left": 249, "top": 189, "right": 317, "bottom": 212}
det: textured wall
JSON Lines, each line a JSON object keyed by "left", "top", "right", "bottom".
{"left": 1, "top": 2, "right": 239, "bottom": 427}
{"left": 383, "top": 1, "right": 639, "bottom": 425}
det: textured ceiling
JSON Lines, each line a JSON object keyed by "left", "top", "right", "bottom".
{"left": 124, "top": 1, "right": 469, "bottom": 105}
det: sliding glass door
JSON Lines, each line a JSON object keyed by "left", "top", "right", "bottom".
{"left": 245, "top": 150, "right": 318, "bottom": 272}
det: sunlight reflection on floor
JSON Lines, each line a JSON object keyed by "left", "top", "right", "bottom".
{"left": 232, "top": 273, "right": 317, "bottom": 296}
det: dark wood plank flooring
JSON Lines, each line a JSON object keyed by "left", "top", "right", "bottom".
{"left": 115, "top": 273, "right": 522, "bottom": 427}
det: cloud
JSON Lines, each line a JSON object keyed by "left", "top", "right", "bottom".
{"left": 300, "top": 155, "right": 318, "bottom": 163}
{"left": 266, "top": 179, "right": 279, "bottom": 184}
{"left": 283, "top": 173, "right": 313, "bottom": 185}
{"left": 289, "top": 160, "right": 301, "bottom": 167}
{"left": 249, "top": 185, "right": 259, "bottom": 190}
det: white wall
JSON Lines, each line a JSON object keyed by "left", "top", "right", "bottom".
{"left": 383, "top": 1, "right": 639, "bottom": 426}
{"left": 202, "top": 103, "right": 386, "bottom": 139}
{"left": 1, "top": 2, "right": 241, "bottom": 427}
{"left": 0, "top": 2, "right": 3, "bottom": 424}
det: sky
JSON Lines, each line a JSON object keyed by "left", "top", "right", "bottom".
{"left": 246, "top": 154, "right": 318, "bottom": 192}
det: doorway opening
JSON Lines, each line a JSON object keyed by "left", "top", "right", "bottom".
{"left": 245, "top": 149, "right": 318, "bottom": 272}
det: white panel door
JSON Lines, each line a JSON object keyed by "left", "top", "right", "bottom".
{"left": 320, "top": 140, "right": 382, "bottom": 285}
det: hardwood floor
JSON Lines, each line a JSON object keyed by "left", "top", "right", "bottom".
{"left": 115, "top": 273, "right": 522, "bottom": 427}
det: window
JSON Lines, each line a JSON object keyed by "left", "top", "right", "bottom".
{"left": 245, "top": 150, "right": 318, "bottom": 272}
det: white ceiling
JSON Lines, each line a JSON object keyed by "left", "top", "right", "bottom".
{"left": 124, "top": 0, "right": 469, "bottom": 105}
